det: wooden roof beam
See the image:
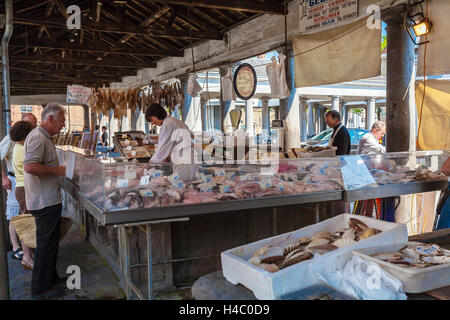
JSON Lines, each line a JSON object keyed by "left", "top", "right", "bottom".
{"left": 147, "top": 0, "right": 285, "bottom": 15}
{"left": 11, "top": 55, "right": 156, "bottom": 68}
{"left": 14, "top": 15, "right": 223, "bottom": 40}
{"left": 11, "top": 41, "right": 184, "bottom": 57}
{"left": 119, "top": 6, "right": 171, "bottom": 43}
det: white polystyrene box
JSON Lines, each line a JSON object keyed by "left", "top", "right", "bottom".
{"left": 352, "top": 242, "right": 450, "bottom": 293}
{"left": 221, "top": 213, "right": 408, "bottom": 300}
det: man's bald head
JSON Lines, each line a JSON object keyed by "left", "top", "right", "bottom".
{"left": 21, "top": 113, "right": 38, "bottom": 127}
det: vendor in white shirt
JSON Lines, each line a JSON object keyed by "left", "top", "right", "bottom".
{"left": 357, "top": 121, "right": 386, "bottom": 155}
{"left": 145, "top": 103, "right": 198, "bottom": 180}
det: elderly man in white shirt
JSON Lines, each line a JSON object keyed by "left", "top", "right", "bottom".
{"left": 357, "top": 121, "right": 386, "bottom": 155}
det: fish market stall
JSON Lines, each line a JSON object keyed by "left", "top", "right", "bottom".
{"left": 58, "top": 148, "right": 448, "bottom": 300}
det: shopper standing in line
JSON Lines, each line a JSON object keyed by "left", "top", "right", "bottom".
{"left": 24, "top": 103, "right": 67, "bottom": 299}
{"left": 10, "top": 120, "right": 36, "bottom": 270}
{"left": 1, "top": 113, "right": 37, "bottom": 261}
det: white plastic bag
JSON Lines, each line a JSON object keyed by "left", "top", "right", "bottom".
{"left": 187, "top": 74, "right": 202, "bottom": 97}
{"left": 316, "top": 255, "right": 407, "bottom": 300}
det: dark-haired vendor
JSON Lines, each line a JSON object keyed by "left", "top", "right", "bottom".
{"left": 145, "top": 103, "right": 198, "bottom": 180}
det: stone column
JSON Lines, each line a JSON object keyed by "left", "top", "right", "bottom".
{"left": 223, "top": 100, "right": 236, "bottom": 134}
{"left": 331, "top": 96, "right": 340, "bottom": 112}
{"left": 245, "top": 98, "right": 255, "bottom": 136}
{"left": 366, "top": 97, "right": 376, "bottom": 130}
{"left": 314, "top": 105, "right": 320, "bottom": 134}
{"left": 307, "top": 102, "right": 315, "bottom": 137}
{"left": 299, "top": 97, "right": 308, "bottom": 142}
{"left": 279, "top": 46, "right": 301, "bottom": 150}
{"left": 342, "top": 104, "right": 347, "bottom": 127}
{"left": 261, "top": 96, "right": 270, "bottom": 132}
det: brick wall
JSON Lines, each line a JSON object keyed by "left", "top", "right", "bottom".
{"left": 11, "top": 104, "right": 86, "bottom": 133}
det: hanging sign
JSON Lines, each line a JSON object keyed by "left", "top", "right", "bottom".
{"left": 299, "top": 0, "right": 359, "bottom": 33}
{"left": 233, "top": 63, "right": 257, "bottom": 100}
{"left": 66, "top": 85, "right": 92, "bottom": 104}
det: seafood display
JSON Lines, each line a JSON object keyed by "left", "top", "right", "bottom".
{"left": 73, "top": 149, "right": 449, "bottom": 212}
{"left": 114, "top": 133, "right": 155, "bottom": 160}
{"left": 77, "top": 158, "right": 344, "bottom": 211}
{"left": 247, "top": 218, "right": 381, "bottom": 273}
{"left": 371, "top": 243, "right": 450, "bottom": 268}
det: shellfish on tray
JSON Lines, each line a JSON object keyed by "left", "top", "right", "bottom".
{"left": 371, "top": 242, "right": 450, "bottom": 268}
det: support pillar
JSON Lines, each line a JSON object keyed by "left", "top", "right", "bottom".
{"left": 331, "top": 96, "right": 340, "bottom": 112}
{"left": 279, "top": 46, "right": 301, "bottom": 150}
{"left": 307, "top": 102, "right": 314, "bottom": 137}
{"left": 342, "top": 104, "right": 348, "bottom": 127}
{"left": 384, "top": 7, "right": 415, "bottom": 153}
{"left": 314, "top": 105, "right": 320, "bottom": 134}
{"left": 261, "top": 96, "right": 270, "bottom": 132}
{"left": 222, "top": 100, "right": 235, "bottom": 134}
{"left": 320, "top": 107, "right": 327, "bottom": 131}
{"left": 245, "top": 98, "right": 255, "bottom": 137}
{"left": 299, "top": 97, "right": 308, "bottom": 142}
{"left": 366, "top": 97, "right": 376, "bottom": 130}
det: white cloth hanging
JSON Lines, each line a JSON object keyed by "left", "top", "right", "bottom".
{"left": 187, "top": 74, "right": 202, "bottom": 97}
{"left": 266, "top": 54, "right": 290, "bottom": 99}
{"left": 220, "top": 66, "right": 236, "bottom": 101}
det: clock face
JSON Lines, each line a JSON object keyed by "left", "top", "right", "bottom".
{"left": 233, "top": 63, "right": 257, "bottom": 100}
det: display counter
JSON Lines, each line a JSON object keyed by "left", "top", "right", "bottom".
{"left": 58, "top": 147, "right": 449, "bottom": 299}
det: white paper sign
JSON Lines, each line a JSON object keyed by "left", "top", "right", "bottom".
{"left": 65, "top": 151, "right": 76, "bottom": 180}
{"left": 299, "top": 0, "right": 359, "bottom": 33}
{"left": 339, "top": 155, "right": 377, "bottom": 190}
{"left": 66, "top": 85, "right": 92, "bottom": 104}
{"left": 117, "top": 179, "right": 129, "bottom": 188}
{"left": 140, "top": 175, "right": 150, "bottom": 186}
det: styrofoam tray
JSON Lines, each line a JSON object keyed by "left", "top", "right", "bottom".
{"left": 352, "top": 242, "right": 450, "bottom": 293}
{"left": 221, "top": 213, "right": 408, "bottom": 300}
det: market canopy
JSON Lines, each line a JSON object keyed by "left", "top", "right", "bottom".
{"left": 2, "top": 0, "right": 287, "bottom": 96}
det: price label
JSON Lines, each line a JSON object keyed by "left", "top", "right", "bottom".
{"left": 131, "top": 151, "right": 136, "bottom": 157}
{"left": 139, "top": 189, "right": 154, "bottom": 197}
{"left": 259, "top": 180, "right": 272, "bottom": 189}
{"left": 219, "top": 185, "right": 232, "bottom": 193}
{"left": 117, "top": 179, "right": 129, "bottom": 188}
{"left": 149, "top": 168, "right": 163, "bottom": 178}
{"left": 139, "top": 175, "right": 150, "bottom": 186}
{"left": 201, "top": 174, "right": 213, "bottom": 183}
{"left": 199, "top": 184, "right": 214, "bottom": 193}
{"left": 122, "top": 134, "right": 128, "bottom": 139}
{"left": 125, "top": 145, "right": 132, "bottom": 151}
{"left": 168, "top": 172, "right": 180, "bottom": 183}
{"left": 172, "top": 181, "right": 185, "bottom": 189}
{"left": 214, "top": 169, "right": 226, "bottom": 177}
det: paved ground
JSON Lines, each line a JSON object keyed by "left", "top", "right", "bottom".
{"left": 8, "top": 223, "right": 193, "bottom": 300}
{"left": 8, "top": 224, "right": 126, "bottom": 300}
